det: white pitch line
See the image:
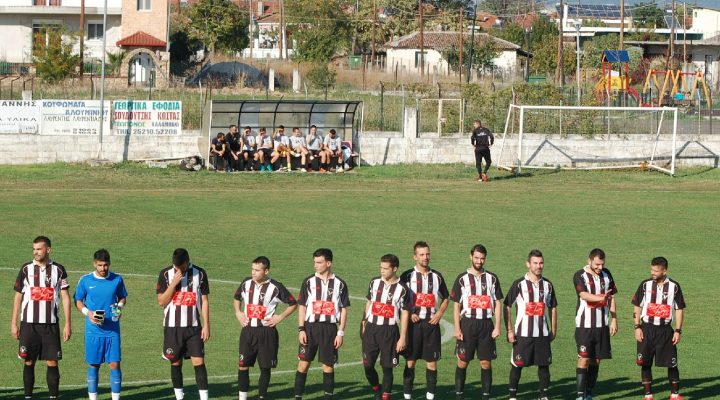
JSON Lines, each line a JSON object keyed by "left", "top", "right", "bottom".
{"left": 0, "top": 269, "right": 456, "bottom": 390}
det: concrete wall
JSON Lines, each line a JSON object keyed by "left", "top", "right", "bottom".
{"left": 0, "top": 130, "right": 202, "bottom": 164}
{"left": 357, "top": 131, "right": 720, "bottom": 168}
{"left": 0, "top": 128, "right": 717, "bottom": 168}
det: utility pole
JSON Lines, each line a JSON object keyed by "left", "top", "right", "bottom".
{"left": 670, "top": 0, "right": 676, "bottom": 61}
{"left": 459, "top": 7, "right": 463, "bottom": 84}
{"left": 556, "top": 0, "right": 565, "bottom": 86}
{"left": 372, "top": 0, "right": 377, "bottom": 63}
{"left": 466, "top": 2, "right": 477, "bottom": 84}
{"left": 279, "top": 0, "right": 285, "bottom": 59}
{"left": 683, "top": 2, "right": 687, "bottom": 64}
{"left": 79, "top": 0, "right": 85, "bottom": 78}
{"left": 620, "top": 0, "right": 625, "bottom": 50}
{"left": 419, "top": 0, "right": 425, "bottom": 78}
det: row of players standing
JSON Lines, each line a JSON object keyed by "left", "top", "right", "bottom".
{"left": 10, "top": 237, "right": 685, "bottom": 400}
{"left": 209, "top": 124, "right": 350, "bottom": 173}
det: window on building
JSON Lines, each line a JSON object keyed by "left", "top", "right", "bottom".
{"left": 33, "top": 0, "right": 62, "bottom": 5}
{"left": 32, "top": 23, "right": 62, "bottom": 54}
{"left": 137, "top": 0, "right": 151, "bottom": 10}
{"left": 87, "top": 23, "right": 104, "bottom": 40}
{"left": 414, "top": 51, "right": 428, "bottom": 68}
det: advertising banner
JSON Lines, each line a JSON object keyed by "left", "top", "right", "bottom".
{"left": 0, "top": 100, "right": 40, "bottom": 134}
{"left": 40, "top": 100, "right": 111, "bottom": 135}
{"left": 112, "top": 100, "right": 182, "bottom": 135}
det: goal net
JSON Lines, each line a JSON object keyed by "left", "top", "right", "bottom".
{"left": 496, "top": 105, "right": 679, "bottom": 176}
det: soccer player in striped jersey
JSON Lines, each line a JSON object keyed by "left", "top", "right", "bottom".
{"left": 399, "top": 241, "right": 449, "bottom": 400}
{"left": 573, "top": 248, "right": 618, "bottom": 400}
{"left": 293, "top": 248, "right": 350, "bottom": 400}
{"left": 11, "top": 236, "right": 72, "bottom": 400}
{"left": 362, "top": 254, "right": 411, "bottom": 400}
{"left": 504, "top": 249, "right": 557, "bottom": 400}
{"left": 234, "top": 256, "right": 298, "bottom": 400}
{"left": 450, "top": 244, "right": 503, "bottom": 400}
{"left": 632, "top": 257, "right": 686, "bottom": 400}
{"left": 74, "top": 249, "right": 128, "bottom": 400}
{"left": 157, "top": 249, "right": 211, "bottom": 400}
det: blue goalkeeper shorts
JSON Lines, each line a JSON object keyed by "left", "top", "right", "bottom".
{"left": 85, "top": 335, "right": 121, "bottom": 364}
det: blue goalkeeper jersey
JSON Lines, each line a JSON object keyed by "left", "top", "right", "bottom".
{"left": 74, "top": 272, "right": 128, "bottom": 337}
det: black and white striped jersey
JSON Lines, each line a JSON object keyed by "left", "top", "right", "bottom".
{"left": 504, "top": 275, "right": 557, "bottom": 337}
{"left": 234, "top": 278, "right": 297, "bottom": 327}
{"left": 14, "top": 260, "right": 69, "bottom": 324}
{"left": 574, "top": 266, "right": 618, "bottom": 328}
{"left": 400, "top": 267, "right": 449, "bottom": 320}
{"left": 156, "top": 264, "right": 210, "bottom": 328}
{"left": 632, "top": 277, "right": 685, "bottom": 326}
{"left": 450, "top": 269, "right": 503, "bottom": 320}
{"left": 298, "top": 273, "right": 350, "bottom": 324}
{"left": 364, "top": 277, "right": 411, "bottom": 326}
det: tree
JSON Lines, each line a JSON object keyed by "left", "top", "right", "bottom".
{"left": 185, "top": 0, "right": 249, "bottom": 58}
{"left": 633, "top": 1, "right": 665, "bottom": 28}
{"left": 446, "top": 36, "right": 500, "bottom": 72}
{"left": 529, "top": 32, "right": 575, "bottom": 77}
{"left": 106, "top": 50, "right": 125, "bottom": 77}
{"left": 582, "top": 34, "right": 642, "bottom": 72}
{"left": 286, "top": 0, "right": 352, "bottom": 62}
{"left": 33, "top": 27, "right": 80, "bottom": 83}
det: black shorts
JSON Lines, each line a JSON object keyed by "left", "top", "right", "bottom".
{"left": 243, "top": 150, "right": 256, "bottom": 158}
{"left": 406, "top": 319, "right": 441, "bottom": 362}
{"left": 576, "top": 326, "right": 612, "bottom": 360}
{"left": 456, "top": 318, "right": 496, "bottom": 362}
{"left": 163, "top": 326, "right": 205, "bottom": 362}
{"left": 636, "top": 324, "right": 678, "bottom": 368}
{"left": 298, "top": 322, "right": 338, "bottom": 366}
{"left": 259, "top": 148, "right": 271, "bottom": 158}
{"left": 239, "top": 326, "right": 279, "bottom": 369}
{"left": 475, "top": 147, "right": 492, "bottom": 164}
{"left": 362, "top": 323, "right": 400, "bottom": 369}
{"left": 19, "top": 322, "right": 62, "bottom": 361}
{"left": 511, "top": 336, "right": 552, "bottom": 367}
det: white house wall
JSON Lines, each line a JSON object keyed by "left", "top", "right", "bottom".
{"left": 0, "top": 0, "right": 121, "bottom": 6}
{"left": 693, "top": 8, "right": 720, "bottom": 38}
{"left": 0, "top": 13, "right": 121, "bottom": 63}
{"left": 386, "top": 48, "right": 519, "bottom": 76}
{"left": 0, "top": 14, "right": 32, "bottom": 63}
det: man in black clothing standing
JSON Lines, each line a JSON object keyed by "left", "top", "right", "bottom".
{"left": 471, "top": 120, "right": 494, "bottom": 182}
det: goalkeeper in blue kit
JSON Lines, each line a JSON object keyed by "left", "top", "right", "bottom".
{"left": 74, "top": 249, "right": 128, "bottom": 400}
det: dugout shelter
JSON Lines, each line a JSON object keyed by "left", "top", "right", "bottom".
{"left": 205, "top": 100, "right": 363, "bottom": 169}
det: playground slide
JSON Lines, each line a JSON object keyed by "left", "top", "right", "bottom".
{"left": 627, "top": 87, "right": 645, "bottom": 107}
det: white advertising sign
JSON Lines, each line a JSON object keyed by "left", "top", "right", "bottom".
{"left": 0, "top": 100, "right": 40, "bottom": 134}
{"left": 40, "top": 100, "right": 110, "bottom": 135}
{"left": 112, "top": 100, "right": 182, "bottom": 135}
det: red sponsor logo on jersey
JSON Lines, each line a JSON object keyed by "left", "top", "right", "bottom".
{"left": 587, "top": 299, "right": 607, "bottom": 308}
{"left": 525, "top": 302, "right": 546, "bottom": 316}
{"left": 468, "top": 294, "right": 492, "bottom": 310}
{"left": 30, "top": 287, "right": 54, "bottom": 301}
{"left": 247, "top": 304, "right": 267, "bottom": 319}
{"left": 312, "top": 301, "right": 336, "bottom": 316}
{"left": 371, "top": 302, "right": 395, "bottom": 318}
{"left": 414, "top": 293, "right": 436, "bottom": 308}
{"left": 646, "top": 303, "right": 671, "bottom": 319}
{"left": 172, "top": 292, "right": 197, "bottom": 306}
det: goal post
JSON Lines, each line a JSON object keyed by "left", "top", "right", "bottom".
{"left": 496, "top": 104, "right": 679, "bottom": 176}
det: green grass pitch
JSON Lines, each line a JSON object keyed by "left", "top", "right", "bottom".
{"left": 0, "top": 163, "right": 719, "bottom": 399}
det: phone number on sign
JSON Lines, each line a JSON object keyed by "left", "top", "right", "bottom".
{"left": 119, "top": 128, "right": 179, "bottom": 135}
